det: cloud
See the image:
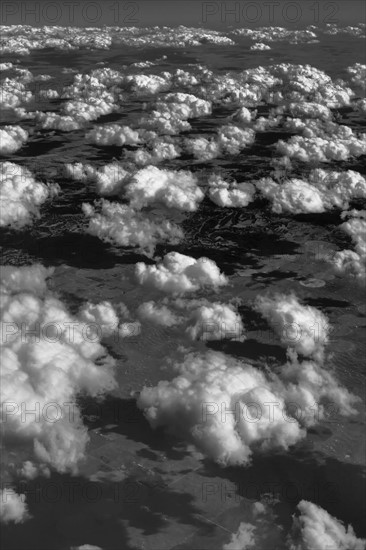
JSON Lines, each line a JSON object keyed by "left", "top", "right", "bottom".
{"left": 223, "top": 499, "right": 366, "bottom": 550}
{"left": 0, "top": 162, "right": 59, "bottom": 228}
{"left": 65, "top": 161, "right": 131, "bottom": 196}
{"left": 82, "top": 200, "right": 184, "bottom": 256}
{"left": 255, "top": 169, "right": 366, "bottom": 214}
{"left": 135, "top": 252, "right": 228, "bottom": 294}
{"left": 137, "top": 348, "right": 358, "bottom": 467}
{"left": 137, "top": 301, "right": 183, "bottom": 327}
{"left": 288, "top": 500, "right": 366, "bottom": 550}
{"left": 332, "top": 210, "right": 366, "bottom": 281}
{"left": 250, "top": 42, "right": 271, "bottom": 51}
{"left": 208, "top": 175, "right": 256, "bottom": 208}
{"left": 255, "top": 293, "right": 329, "bottom": 360}
{"left": 1, "top": 264, "right": 118, "bottom": 516}
{"left": 125, "top": 165, "right": 204, "bottom": 212}
{"left": 0, "top": 125, "right": 28, "bottom": 154}
{"left": 0, "top": 489, "right": 29, "bottom": 525}
{"left": 86, "top": 125, "right": 141, "bottom": 147}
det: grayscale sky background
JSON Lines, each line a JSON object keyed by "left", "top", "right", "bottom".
{"left": 0, "top": 0, "right": 365, "bottom": 28}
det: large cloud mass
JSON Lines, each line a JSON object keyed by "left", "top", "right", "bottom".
{"left": 138, "top": 348, "right": 357, "bottom": 466}
{"left": 0, "top": 264, "right": 119, "bottom": 520}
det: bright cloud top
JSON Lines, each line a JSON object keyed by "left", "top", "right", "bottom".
{"left": 135, "top": 252, "right": 228, "bottom": 294}
{"left": 0, "top": 162, "right": 59, "bottom": 228}
{"left": 138, "top": 349, "right": 358, "bottom": 467}
{"left": 255, "top": 294, "right": 330, "bottom": 360}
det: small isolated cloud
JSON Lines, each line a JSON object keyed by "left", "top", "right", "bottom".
{"left": 255, "top": 293, "right": 329, "bottom": 360}
{"left": 208, "top": 175, "right": 256, "bottom": 208}
{"left": 0, "top": 489, "right": 29, "bottom": 524}
{"left": 135, "top": 252, "right": 228, "bottom": 294}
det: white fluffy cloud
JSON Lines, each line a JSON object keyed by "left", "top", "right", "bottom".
{"left": 0, "top": 489, "right": 29, "bottom": 525}
{"left": 137, "top": 348, "right": 357, "bottom": 466}
{"left": 125, "top": 166, "right": 204, "bottom": 211}
{"left": 255, "top": 294, "right": 329, "bottom": 360}
{"left": 223, "top": 499, "right": 366, "bottom": 550}
{"left": 79, "top": 300, "right": 140, "bottom": 339}
{"left": 255, "top": 169, "right": 366, "bottom": 214}
{"left": 0, "top": 265, "right": 119, "bottom": 519}
{"left": 82, "top": 200, "right": 184, "bottom": 256}
{"left": 86, "top": 124, "right": 141, "bottom": 146}
{"left": 65, "top": 161, "right": 130, "bottom": 196}
{"left": 0, "top": 125, "right": 28, "bottom": 155}
{"left": 135, "top": 252, "right": 228, "bottom": 294}
{"left": 0, "top": 162, "right": 59, "bottom": 228}
{"left": 332, "top": 210, "right": 366, "bottom": 281}
{"left": 208, "top": 175, "right": 256, "bottom": 207}
{"left": 289, "top": 500, "right": 366, "bottom": 550}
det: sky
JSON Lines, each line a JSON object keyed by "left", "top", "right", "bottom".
{"left": 0, "top": 0, "right": 365, "bottom": 28}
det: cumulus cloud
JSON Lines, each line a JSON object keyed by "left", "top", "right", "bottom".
{"left": 332, "top": 210, "right": 366, "bottom": 281}
{"left": 251, "top": 42, "right": 271, "bottom": 51}
{"left": 255, "top": 169, "right": 366, "bottom": 214}
{"left": 135, "top": 252, "right": 228, "bottom": 294}
{"left": 288, "top": 500, "right": 366, "bottom": 550}
{"left": 276, "top": 129, "right": 366, "bottom": 163}
{"left": 223, "top": 499, "right": 366, "bottom": 550}
{"left": 137, "top": 298, "right": 244, "bottom": 342}
{"left": 208, "top": 175, "right": 256, "bottom": 207}
{"left": 183, "top": 301, "right": 244, "bottom": 342}
{"left": 0, "top": 489, "right": 29, "bottom": 525}
{"left": 65, "top": 161, "right": 130, "bottom": 196}
{"left": 137, "top": 348, "right": 357, "bottom": 466}
{"left": 137, "top": 301, "right": 183, "bottom": 327}
{"left": 125, "top": 166, "right": 204, "bottom": 211}
{"left": 79, "top": 300, "right": 140, "bottom": 339}
{"left": 0, "top": 265, "right": 118, "bottom": 518}
{"left": 86, "top": 124, "right": 141, "bottom": 147}
{"left": 255, "top": 294, "right": 329, "bottom": 360}
{"left": 0, "top": 162, "right": 59, "bottom": 228}
{"left": 82, "top": 200, "right": 184, "bottom": 256}
{"left": 0, "top": 125, "right": 28, "bottom": 155}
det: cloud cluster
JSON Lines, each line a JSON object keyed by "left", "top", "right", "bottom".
{"left": 0, "top": 264, "right": 120, "bottom": 520}
{"left": 137, "top": 298, "right": 244, "bottom": 342}
{"left": 185, "top": 125, "right": 255, "bottom": 161}
{"left": 255, "top": 169, "right": 366, "bottom": 214}
{"left": 223, "top": 499, "right": 366, "bottom": 550}
{"left": 137, "top": 345, "right": 357, "bottom": 466}
{"left": 135, "top": 252, "right": 228, "bottom": 294}
{"left": 0, "top": 162, "right": 59, "bottom": 228}
{"left": 276, "top": 126, "right": 366, "bottom": 162}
